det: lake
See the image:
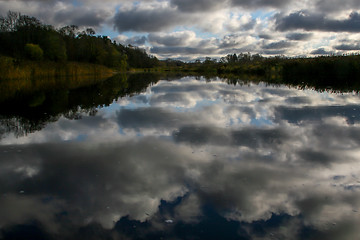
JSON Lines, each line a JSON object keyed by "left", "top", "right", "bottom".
{"left": 1, "top": 74, "right": 360, "bottom": 239}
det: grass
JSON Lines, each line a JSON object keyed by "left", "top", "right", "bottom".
{"left": 0, "top": 55, "right": 117, "bottom": 102}
{"left": 0, "top": 55, "right": 115, "bottom": 80}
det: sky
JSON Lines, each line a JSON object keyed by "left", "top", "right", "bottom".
{"left": 1, "top": 0, "right": 360, "bottom": 60}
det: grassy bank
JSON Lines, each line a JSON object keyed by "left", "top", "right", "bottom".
{"left": 0, "top": 55, "right": 115, "bottom": 80}
{"left": 0, "top": 55, "right": 117, "bottom": 102}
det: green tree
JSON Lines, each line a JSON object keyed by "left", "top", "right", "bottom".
{"left": 41, "top": 30, "right": 67, "bottom": 61}
{"left": 24, "top": 43, "right": 43, "bottom": 60}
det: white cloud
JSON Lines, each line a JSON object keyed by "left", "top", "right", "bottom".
{"left": 148, "top": 31, "right": 198, "bottom": 47}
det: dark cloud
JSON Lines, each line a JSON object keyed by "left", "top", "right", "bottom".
{"left": 262, "top": 88, "right": 293, "bottom": 96}
{"left": 258, "top": 34, "right": 272, "bottom": 39}
{"left": 297, "top": 149, "right": 334, "bottom": 166}
{"left": 243, "top": 19, "right": 256, "bottom": 31}
{"left": 274, "top": 105, "right": 360, "bottom": 124}
{"left": 334, "top": 43, "right": 360, "bottom": 50}
{"left": 173, "top": 125, "right": 289, "bottom": 149}
{"left": 53, "top": 9, "right": 110, "bottom": 27}
{"left": 315, "top": 0, "right": 360, "bottom": 13}
{"left": 263, "top": 40, "right": 294, "bottom": 49}
{"left": 116, "top": 107, "right": 185, "bottom": 129}
{"left": 231, "top": 0, "right": 289, "bottom": 8}
{"left": 275, "top": 11, "right": 360, "bottom": 32}
{"left": 310, "top": 48, "right": 333, "bottom": 55}
{"left": 311, "top": 123, "right": 360, "bottom": 150}
{"left": 232, "top": 127, "right": 290, "bottom": 148}
{"left": 261, "top": 49, "right": 287, "bottom": 55}
{"left": 170, "top": 0, "right": 222, "bottom": 12}
{"left": 173, "top": 126, "right": 232, "bottom": 146}
{"left": 0, "top": 138, "right": 192, "bottom": 229}
{"left": 113, "top": 6, "right": 187, "bottom": 32}
{"left": 285, "top": 96, "right": 312, "bottom": 105}
{"left": 0, "top": 2, "right": 111, "bottom": 28}
{"left": 286, "top": 32, "right": 313, "bottom": 41}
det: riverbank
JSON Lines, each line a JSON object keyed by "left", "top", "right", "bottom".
{"left": 0, "top": 55, "right": 115, "bottom": 81}
{"left": 157, "top": 54, "right": 360, "bottom": 91}
{"left": 0, "top": 56, "right": 120, "bottom": 103}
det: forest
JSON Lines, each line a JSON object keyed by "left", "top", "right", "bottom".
{"left": 0, "top": 11, "right": 159, "bottom": 80}
{"left": 162, "top": 52, "right": 360, "bottom": 91}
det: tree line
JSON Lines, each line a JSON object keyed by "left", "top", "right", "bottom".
{"left": 0, "top": 11, "right": 159, "bottom": 70}
{"left": 161, "top": 52, "right": 360, "bottom": 91}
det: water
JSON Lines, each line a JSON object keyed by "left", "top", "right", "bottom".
{"left": 1, "top": 75, "right": 360, "bottom": 239}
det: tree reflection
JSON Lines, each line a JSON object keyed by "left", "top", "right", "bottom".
{"left": 0, "top": 73, "right": 162, "bottom": 138}
{"left": 1, "top": 72, "right": 359, "bottom": 139}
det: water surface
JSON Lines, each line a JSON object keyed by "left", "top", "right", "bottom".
{"left": 1, "top": 75, "right": 360, "bottom": 239}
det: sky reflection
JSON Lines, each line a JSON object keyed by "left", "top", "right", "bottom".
{"left": 1, "top": 77, "right": 360, "bottom": 239}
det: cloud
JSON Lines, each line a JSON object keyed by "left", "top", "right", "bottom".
{"left": 258, "top": 34, "right": 273, "bottom": 39}
{"left": 173, "top": 125, "right": 290, "bottom": 149}
{"left": 310, "top": 47, "right": 334, "bottom": 55}
{"left": 230, "top": 0, "right": 290, "bottom": 8}
{"left": 116, "top": 107, "right": 186, "bottom": 130}
{"left": 286, "top": 32, "right": 313, "bottom": 41}
{"left": 218, "top": 34, "right": 256, "bottom": 49}
{"left": 334, "top": 42, "right": 360, "bottom": 50}
{"left": 297, "top": 148, "right": 334, "bottom": 166}
{"left": 274, "top": 105, "right": 360, "bottom": 125}
{"left": 0, "top": 139, "right": 193, "bottom": 229}
{"left": 148, "top": 31, "right": 197, "bottom": 47}
{"left": 115, "top": 35, "right": 147, "bottom": 46}
{"left": 53, "top": 7, "right": 112, "bottom": 27}
{"left": 113, "top": 2, "right": 188, "bottom": 32}
{"left": 311, "top": 123, "right": 360, "bottom": 149}
{"left": 0, "top": 194, "right": 62, "bottom": 232}
{"left": 263, "top": 40, "right": 294, "bottom": 49}
{"left": 285, "top": 96, "right": 312, "bottom": 104}
{"left": 315, "top": 0, "right": 360, "bottom": 13}
{"left": 151, "top": 46, "right": 218, "bottom": 57}
{"left": 170, "top": 0, "right": 224, "bottom": 12}
{"left": 225, "top": 14, "right": 258, "bottom": 32}
{"left": 0, "top": 1, "right": 114, "bottom": 29}
{"left": 275, "top": 11, "right": 360, "bottom": 32}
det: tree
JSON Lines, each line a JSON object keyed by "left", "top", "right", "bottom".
{"left": 86, "top": 28, "right": 95, "bottom": 36}
{"left": 59, "top": 25, "right": 78, "bottom": 38}
{"left": 24, "top": 43, "right": 43, "bottom": 60}
{"left": 0, "top": 11, "right": 21, "bottom": 32}
{"left": 41, "top": 30, "right": 67, "bottom": 61}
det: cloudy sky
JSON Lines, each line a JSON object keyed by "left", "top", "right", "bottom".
{"left": 1, "top": 0, "right": 360, "bottom": 60}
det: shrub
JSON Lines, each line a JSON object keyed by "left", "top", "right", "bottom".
{"left": 24, "top": 43, "right": 43, "bottom": 60}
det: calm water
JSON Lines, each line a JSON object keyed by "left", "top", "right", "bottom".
{"left": 1, "top": 75, "right": 360, "bottom": 239}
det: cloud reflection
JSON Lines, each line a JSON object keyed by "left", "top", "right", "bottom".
{"left": 1, "top": 77, "right": 360, "bottom": 239}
